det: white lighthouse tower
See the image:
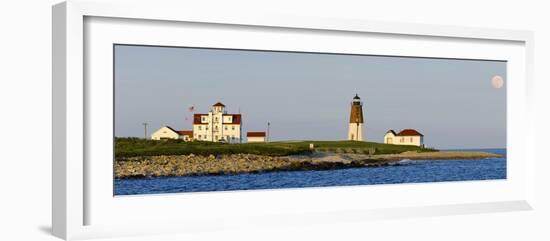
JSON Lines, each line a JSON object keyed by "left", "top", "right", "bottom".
{"left": 348, "top": 94, "right": 364, "bottom": 141}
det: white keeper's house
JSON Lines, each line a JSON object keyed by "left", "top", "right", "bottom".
{"left": 193, "top": 102, "right": 242, "bottom": 143}
{"left": 384, "top": 129, "right": 424, "bottom": 147}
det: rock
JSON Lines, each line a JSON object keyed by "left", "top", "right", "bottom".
{"left": 116, "top": 152, "right": 389, "bottom": 178}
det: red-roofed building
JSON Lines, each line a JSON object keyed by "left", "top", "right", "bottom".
{"left": 176, "top": 130, "right": 194, "bottom": 141}
{"left": 192, "top": 102, "right": 242, "bottom": 143}
{"left": 384, "top": 129, "right": 424, "bottom": 146}
{"left": 247, "top": 132, "right": 266, "bottom": 143}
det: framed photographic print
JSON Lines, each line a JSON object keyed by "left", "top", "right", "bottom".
{"left": 112, "top": 44, "right": 507, "bottom": 195}
{"left": 52, "top": 0, "right": 535, "bottom": 240}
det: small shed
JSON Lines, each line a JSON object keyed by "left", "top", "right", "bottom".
{"left": 247, "top": 131, "right": 266, "bottom": 143}
{"left": 176, "top": 130, "right": 193, "bottom": 141}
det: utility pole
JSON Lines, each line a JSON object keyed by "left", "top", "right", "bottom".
{"left": 267, "top": 122, "right": 270, "bottom": 142}
{"left": 142, "top": 122, "right": 148, "bottom": 139}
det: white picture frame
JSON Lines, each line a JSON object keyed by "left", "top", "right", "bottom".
{"left": 52, "top": 0, "right": 535, "bottom": 240}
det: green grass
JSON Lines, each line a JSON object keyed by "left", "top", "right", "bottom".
{"left": 302, "top": 140, "right": 436, "bottom": 155}
{"left": 115, "top": 137, "right": 311, "bottom": 158}
{"left": 115, "top": 138, "right": 437, "bottom": 158}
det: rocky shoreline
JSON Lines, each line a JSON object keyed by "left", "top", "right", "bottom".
{"left": 114, "top": 151, "right": 502, "bottom": 179}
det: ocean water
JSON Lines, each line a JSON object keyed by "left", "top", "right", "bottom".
{"left": 114, "top": 148, "right": 506, "bottom": 195}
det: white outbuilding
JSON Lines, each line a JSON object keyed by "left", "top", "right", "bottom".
{"left": 247, "top": 132, "right": 266, "bottom": 143}
{"left": 151, "top": 126, "right": 193, "bottom": 141}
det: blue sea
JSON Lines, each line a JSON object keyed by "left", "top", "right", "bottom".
{"left": 114, "top": 148, "right": 506, "bottom": 195}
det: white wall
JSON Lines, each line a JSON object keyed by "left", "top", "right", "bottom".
{"left": 396, "top": 136, "right": 423, "bottom": 146}
{"left": 0, "top": 0, "right": 549, "bottom": 241}
{"left": 383, "top": 133, "right": 394, "bottom": 144}
{"left": 247, "top": 136, "right": 266, "bottom": 143}
{"left": 193, "top": 112, "right": 241, "bottom": 142}
{"left": 348, "top": 123, "right": 364, "bottom": 141}
{"left": 151, "top": 126, "right": 179, "bottom": 140}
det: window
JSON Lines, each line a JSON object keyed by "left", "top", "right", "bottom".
{"left": 410, "top": 137, "right": 413, "bottom": 142}
{"left": 206, "top": 126, "right": 209, "bottom": 130}
{"left": 232, "top": 126, "right": 235, "bottom": 130}
{"left": 400, "top": 138, "right": 404, "bottom": 143}
{"left": 224, "top": 126, "right": 228, "bottom": 131}
{"left": 198, "top": 126, "right": 202, "bottom": 130}
{"left": 202, "top": 116, "right": 206, "bottom": 121}
{"left": 198, "top": 135, "right": 202, "bottom": 139}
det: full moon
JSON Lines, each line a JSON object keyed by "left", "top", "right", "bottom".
{"left": 492, "top": 75, "right": 504, "bottom": 89}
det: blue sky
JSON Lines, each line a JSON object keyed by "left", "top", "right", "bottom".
{"left": 114, "top": 45, "right": 506, "bottom": 149}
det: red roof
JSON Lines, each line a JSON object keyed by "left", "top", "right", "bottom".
{"left": 177, "top": 130, "right": 193, "bottom": 136}
{"left": 227, "top": 114, "right": 241, "bottom": 124}
{"left": 212, "top": 102, "right": 225, "bottom": 107}
{"left": 193, "top": 114, "right": 241, "bottom": 124}
{"left": 193, "top": 114, "right": 206, "bottom": 124}
{"left": 247, "top": 132, "right": 266, "bottom": 137}
{"left": 396, "top": 129, "right": 423, "bottom": 136}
